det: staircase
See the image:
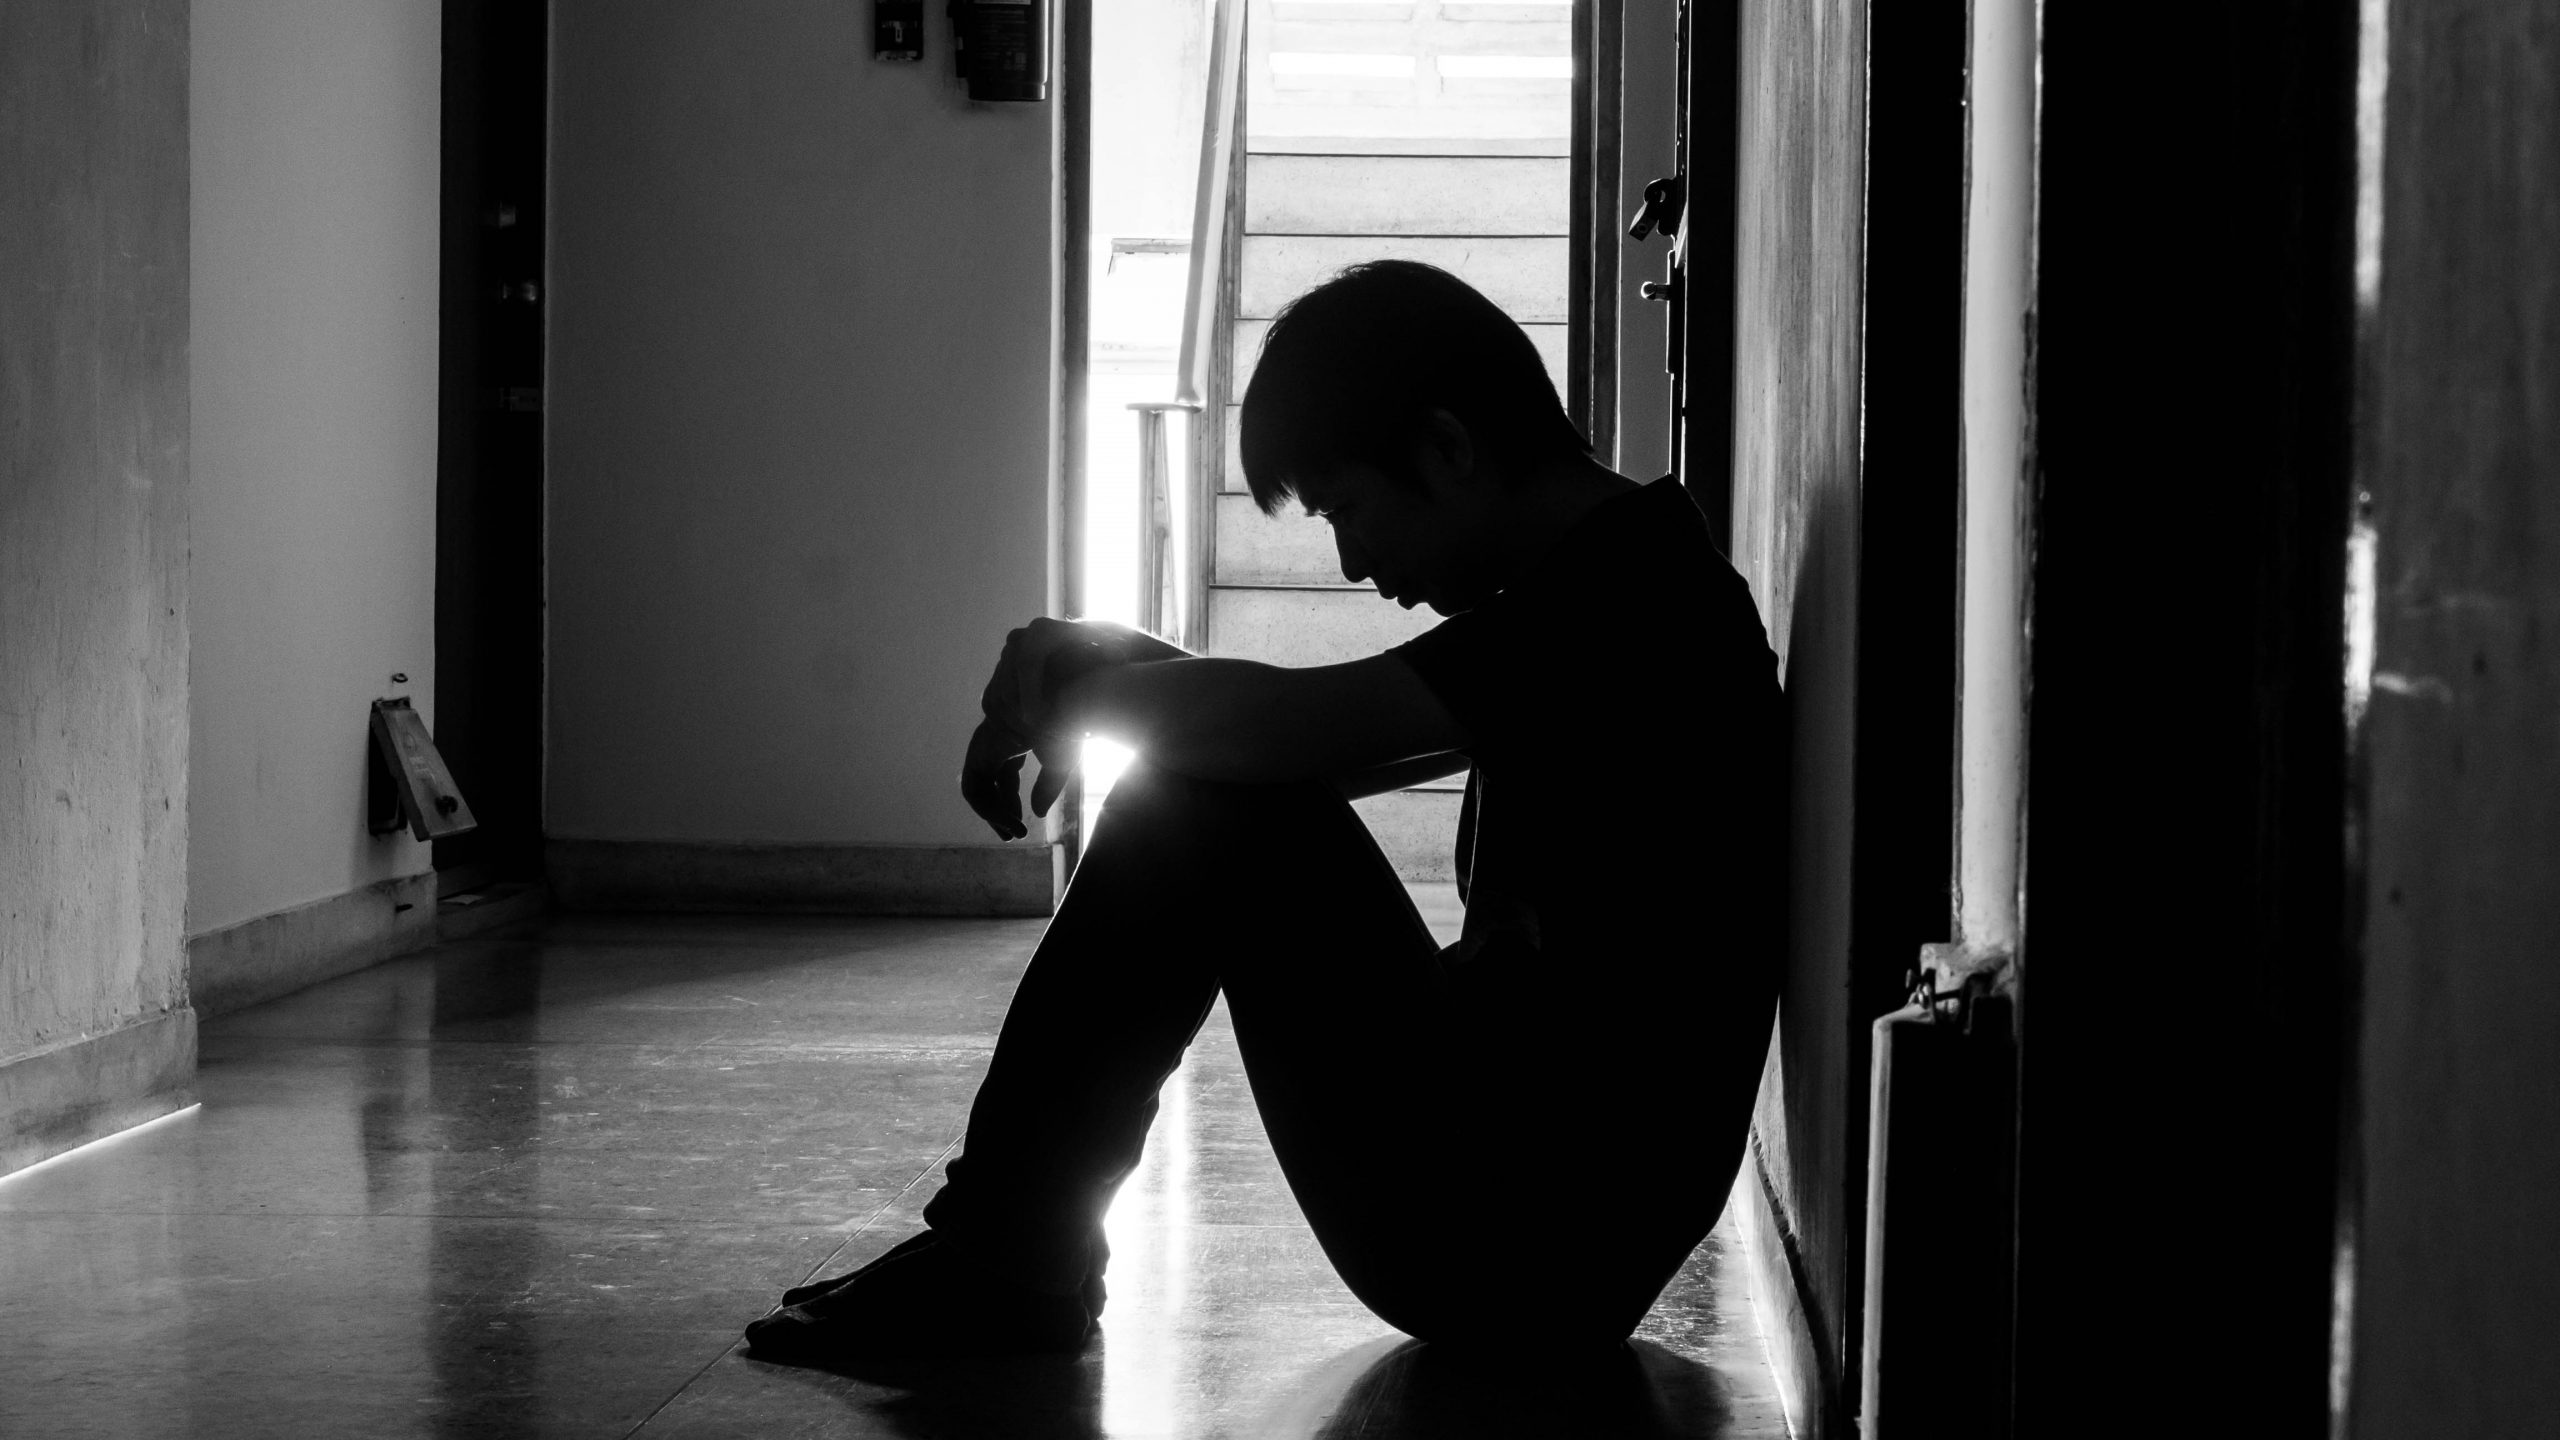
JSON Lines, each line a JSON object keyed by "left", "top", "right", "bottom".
{"left": 1202, "top": 0, "right": 1572, "bottom": 880}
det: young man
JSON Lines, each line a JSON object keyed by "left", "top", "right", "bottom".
{"left": 745, "top": 260, "right": 1785, "bottom": 1360}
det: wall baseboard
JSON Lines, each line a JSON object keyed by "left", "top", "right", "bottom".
{"left": 187, "top": 871, "right": 440, "bottom": 1018}
{"left": 0, "top": 1010, "right": 198, "bottom": 1180}
{"left": 437, "top": 879, "right": 550, "bottom": 943}
{"left": 547, "top": 839, "right": 1058, "bottom": 917}
{"left": 1736, "top": 1133, "right": 1842, "bottom": 1440}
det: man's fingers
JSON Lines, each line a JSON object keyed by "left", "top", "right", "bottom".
{"left": 1029, "top": 760, "right": 1068, "bottom": 819}
{"left": 1028, "top": 740, "right": 1078, "bottom": 818}
{"left": 975, "top": 754, "right": 1026, "bottom": 840}
{"left": 959, "top": 721, "right": 1032, "bottom": 840}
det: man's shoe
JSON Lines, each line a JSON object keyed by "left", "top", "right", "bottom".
{"left": 783, "top": 1232, "right": 1109, "bottom": 1319}
{"left": 778, "top": 1231, "right": 937, "bottom": 1308}
{"left": 744, "top": 1231, "right": 1093, "bottom": 1363}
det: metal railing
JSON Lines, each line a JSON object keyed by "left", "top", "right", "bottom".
{"left": 1127, "top": 0, "right": 1247, "bottom": 652}
{"left": 1125, "top": 399, "right": 1184, "bottom": 637}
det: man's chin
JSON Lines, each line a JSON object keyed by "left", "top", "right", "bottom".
{"left": 1380, "top": 586, "right": 1467, "bottom": 616}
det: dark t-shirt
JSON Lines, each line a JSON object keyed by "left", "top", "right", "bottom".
{"left": 1390, "top": 476, "right": 1786, "bottom": 983}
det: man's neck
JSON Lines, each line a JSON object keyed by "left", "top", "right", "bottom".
{"left": 1480, "top": 457, "right": 1643, "bottom": 585}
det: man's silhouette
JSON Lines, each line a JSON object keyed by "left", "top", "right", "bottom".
{"left": 746, "top": 261, "right": 1784, "bottom": 1360}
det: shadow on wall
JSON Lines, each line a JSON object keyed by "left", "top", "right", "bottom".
{"left": 757, "top": 1333, "right": 1745, "bottom": 1438}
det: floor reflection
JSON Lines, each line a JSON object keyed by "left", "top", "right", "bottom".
{"left": 751, "top": 1332, "right": 1748, "bottom": 1440}
{"left": 1264, "top": 1337, "right": 1741, "bottom": 1440}
{"left": 755, "top": 1348, "right": 1109, "bottom": 1440}
{"left": 1, "top": 913, "right": 1784, "bottom": 1438}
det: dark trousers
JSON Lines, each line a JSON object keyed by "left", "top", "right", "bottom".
{"left": 919, "top": 764, "right": 1762, "bottom": 1346}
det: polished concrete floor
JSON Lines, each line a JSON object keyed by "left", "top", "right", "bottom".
{"left": 0, "top": 907, "right": 1788, "bottom": 1438}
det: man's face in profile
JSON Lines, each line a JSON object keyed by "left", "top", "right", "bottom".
{"left": 1292, "top": 461, "right": 1497, "bottom": 618}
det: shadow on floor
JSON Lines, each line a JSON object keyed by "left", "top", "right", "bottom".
{"left": 749, "top": 1332, "right": 1744, "bottom": 1439}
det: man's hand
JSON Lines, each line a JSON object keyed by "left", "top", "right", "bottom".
{"left": 981, "top": 617, "right": 1158, "bottom": 746}
{"left": 966, "top": 618, "right": 1172, "bottom": 840}
{"left": 959, "top": 714, "right": 1083, "bottom": 841}
{"left": 959, "top": 716, "right": 1035, "bottom": 841}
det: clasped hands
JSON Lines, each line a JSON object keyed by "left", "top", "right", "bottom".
{"left": 959, "top": 617, "right": 1140, "bottom": 841}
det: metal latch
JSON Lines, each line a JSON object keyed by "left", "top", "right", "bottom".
{"left": 1626, "top": 176, "right": 1685, "bottom": 241}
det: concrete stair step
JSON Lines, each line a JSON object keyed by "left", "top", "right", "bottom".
{"left": 1246, "top": 154, "right": 1568, "bottom": 236}
{"left": 1239, "top": 234, "right": 1569, "bottom": 320}
{"left": 1232, "top": 315, "right": 1565, "bottom": 395}
{"left": 1248, "top": 133, "right": 1569, "bottom": 157}
{"left": 1216, "top": 492, "right": 1345, "bottom": 586}
{"left": 1205, "top": 584, "right": 1439, "bottom": 668}
{"left": 1263, "top": 13, "right": 1570, "bottom": 57}
{"left": 1352, "top": 786, "right": 1464, "bottom": 882}
{"left": 1247, "top": 100, "right": 1570, "bottom": 149}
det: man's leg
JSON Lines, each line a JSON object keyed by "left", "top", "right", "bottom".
{"left": 922, "top": 764, "right": 1745, "bottom": 1347}
{"left": 750, "top": 764, "right": 1745, "bottom": 1356}
{"left": 747, "top": 762, "right": 1443, "bottom": 1359}
{"left": 916, "top": 761, "right": 1446, "bottom": 1296}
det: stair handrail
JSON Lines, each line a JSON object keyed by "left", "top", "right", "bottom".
{"left": 1176, "top": 0, "right": 1247, "bottom": 414}
{"left": 1141, "top": 0, "right": 1246, "bottom": 652}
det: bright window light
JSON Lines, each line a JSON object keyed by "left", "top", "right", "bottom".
{"left": 1270, "top": 52, "right": 1417, "bottom": 78}
{"left": 1083, "top": 736, "right": 1138, "bottom": 804}
{"left": 1438, "top": 55, "right": 1574, "bottom": 78}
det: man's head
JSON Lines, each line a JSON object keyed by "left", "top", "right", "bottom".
{"left": 1237, "top": 261, "right": 1592, "bottom": 614}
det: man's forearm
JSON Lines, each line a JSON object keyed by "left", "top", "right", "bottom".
{"left": 1330, "top": 749, "right": 1470, "bottom": 800}
{"left": 1079, "top": 620, "right": 1192, "bottom": 665}
{"left": 1053, "top": 656, "right": 1430, "bottom": 784}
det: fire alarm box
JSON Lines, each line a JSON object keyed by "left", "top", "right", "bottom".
{"left": 950, "top": 0, "right": 1049, "bottom": 102}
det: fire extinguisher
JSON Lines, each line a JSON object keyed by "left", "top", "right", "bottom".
{"left": 948, "top": 0, "right": 1049, "bottom": 102}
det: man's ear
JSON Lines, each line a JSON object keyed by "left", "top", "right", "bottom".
{"left": 1414, "top": 408, "right": 1477, "bottom": 488}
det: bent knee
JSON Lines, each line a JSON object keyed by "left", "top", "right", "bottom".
{"left": 1097, "top": 764, "right": 1346, "bottom": 838}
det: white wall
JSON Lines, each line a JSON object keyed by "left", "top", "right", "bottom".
{"left": 547, "top": 2, "right": 1057, "bottom": 851}
{"left": 188, "top": 0, "right": 444, "bottom": 936}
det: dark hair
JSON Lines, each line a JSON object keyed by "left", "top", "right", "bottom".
{"left": 1236, "top": 260, "right": 1590, "bottom": 516}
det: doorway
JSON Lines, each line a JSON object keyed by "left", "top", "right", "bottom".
{"left": 432, "top": 1, "right": 551, "bottom": 889}
{"left": 1071, "top": 0, "right": 1591, "bottom": 887}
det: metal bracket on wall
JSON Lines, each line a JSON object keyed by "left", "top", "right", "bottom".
{"left": 368, "top": 697, "right": 479, "bottom": 841}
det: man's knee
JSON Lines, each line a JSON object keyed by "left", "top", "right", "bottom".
{"left": 1095, "top": 764, "right": 1346, "bottom": 850}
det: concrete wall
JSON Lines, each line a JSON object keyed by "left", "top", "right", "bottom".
{"left": 0, "top": 0, "right": 196, "bottom": 1176}
{"left": 1723, "top": 0, "right": 1869, "bottom": 1428}
{"left": 2348, "top": 0, "right": 2560, "bottom": 1426}
{"left": 546, "top": 1, "right": 1059, "bottom": 908}
{"left": 186, "top": 0, "right": 445, "bottom": 1007}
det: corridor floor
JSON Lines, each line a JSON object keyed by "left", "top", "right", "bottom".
{"left": 0, "top": 910, "right": 1789, "bottom": 1439}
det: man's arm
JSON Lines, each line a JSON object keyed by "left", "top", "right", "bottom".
{"left": 1050, "top": 651, "right": 1469, "bottom": 786}
{"left": 1329, "top": 748, "right": 1472, "bottom": 801}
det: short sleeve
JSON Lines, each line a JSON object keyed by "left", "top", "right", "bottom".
{"left": 1387, "top": 587, "right": 1557, "bottom": 752}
